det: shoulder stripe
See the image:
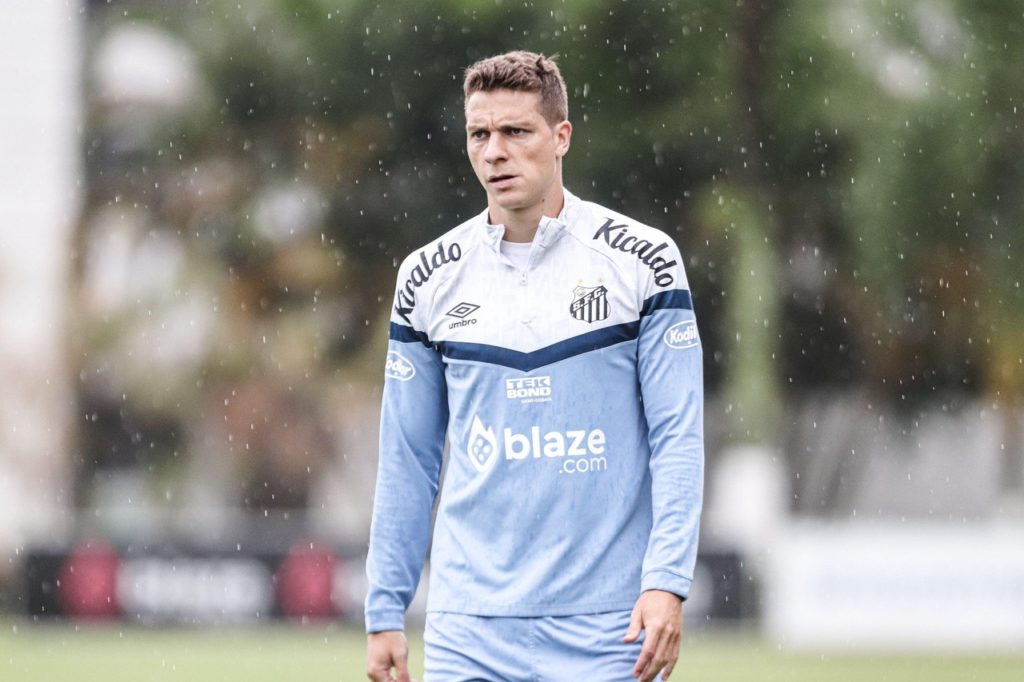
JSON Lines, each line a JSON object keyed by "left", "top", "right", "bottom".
{"left": 640, "top": 289, "right": 693, "bottom": 317}
{"left": 389, "top": 323, "right": 432, "bottom": 347}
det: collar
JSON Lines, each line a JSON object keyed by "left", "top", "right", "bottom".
{"left": 480, "top": 188, "right": 580, "bottom": 253}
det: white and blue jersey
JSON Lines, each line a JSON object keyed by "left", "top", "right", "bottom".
{"left": 365, "top": 189, "right": 704, "bottom": 633}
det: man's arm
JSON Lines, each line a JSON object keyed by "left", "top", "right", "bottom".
{"left": 365, "top": 265, "right": 448, "bottom": 680}
{"left": 365, "top": 324, "right": 447, "bottom": 631}
{"left": 628, "top": 237, "right": 705, "bottom": 681}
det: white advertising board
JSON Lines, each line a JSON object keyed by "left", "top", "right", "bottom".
{"left": 765, "top": 522, "right": 1024, "bottom": 651}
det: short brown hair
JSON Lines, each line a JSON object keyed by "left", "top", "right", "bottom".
{"left": 463, "top": 51, "right": 568, "bottom": 125}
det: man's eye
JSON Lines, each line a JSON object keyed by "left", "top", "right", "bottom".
{"left": 471, "top": 131, "right": 488, "bottom": 140}
{"left": 510, "top": 128, "right": 526, "bottom": 135}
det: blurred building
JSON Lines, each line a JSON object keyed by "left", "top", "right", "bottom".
{"left": 0, "top": 0, "right": 80, "bottom": 577}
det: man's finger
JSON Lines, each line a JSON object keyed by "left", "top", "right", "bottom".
{"left": 646, "top": 620, "right": 680, "bottom": 682}
{"left": 652, "top": 626, "right": 679, "bottom": 681}
{"left": 633, "top": 626, "right": 661, "bottom": 677}
{"left": 623, "top": 604, "right": 643, "bottom": 642}
{"left": 394, "top": 651, "right": 412, "bottom": 682}
{"left": 638, "top": 655, "right": 663, "bottom": 682}
{"left": 366, "top": 666, "right": 390, "bottom": 682}
{"left": 640, "top": 642, "right": 671, "bottom": 682}
{"left": 641, "top": 654, "right": 672, "bottom": 682}
{"left": 635, "top": 656, "right": 651, "bottom": 681}
{"left": 658, "top": 626, "right": 678, "bottom": 660}
{"left": 641, "top": 617, "right": 679, "bottom": 682}
{"left": 632, "top": 643, "right": 652, "bottom": 678}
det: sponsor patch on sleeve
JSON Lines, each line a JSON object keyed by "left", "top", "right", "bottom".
{"left": 663, "top": 320, "right": 700, "bottom": 349}
{"left": 384, "top": 350, "right": 416, "bottom": 381}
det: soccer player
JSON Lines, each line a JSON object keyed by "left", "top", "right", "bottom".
{"left": 365, "top": 51, "right": 704, "bottom": 682}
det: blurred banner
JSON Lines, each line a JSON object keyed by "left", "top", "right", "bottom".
{"left": 23, "top": 540, "right": 371, "bottom": 625}
{"left": 765, "top": 522, "right": 1024, "bottom": 651}
{"left": 22, "top": 543, "right": 752, "bottom": 628}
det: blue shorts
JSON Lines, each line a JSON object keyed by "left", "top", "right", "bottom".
{"left": 423, "top": 610, "right": 663, "bottom": 682}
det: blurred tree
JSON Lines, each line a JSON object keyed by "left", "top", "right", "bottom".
{"left": 73, "top": 0, "right": 1024, "bottom": 518}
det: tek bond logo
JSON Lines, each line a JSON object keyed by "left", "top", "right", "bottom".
{"left": 505, "top": 376, "right": 552, "bottom": 404}
{"left": 467, "top": 415, "right": 608, "bottom": 476}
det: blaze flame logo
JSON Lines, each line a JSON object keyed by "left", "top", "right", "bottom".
{"left": 467, "top": 415, "right": 498, "bottom": 473}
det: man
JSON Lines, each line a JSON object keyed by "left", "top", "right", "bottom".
{"left": 366, "top": 51, "right": 703, "bottom": 682}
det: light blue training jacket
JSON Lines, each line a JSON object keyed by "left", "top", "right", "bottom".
{"left": 365, "top": 189, "right": 704, "bottom": 633}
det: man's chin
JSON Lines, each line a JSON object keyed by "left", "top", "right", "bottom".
{"left": 488, "top": 190, "right": 537, "bottom": 212}
{"left": 488, "top": 196, "right": 522, "bottom": 211}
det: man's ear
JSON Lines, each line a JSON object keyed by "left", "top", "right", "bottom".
{"left": 554, "top": 120, "right": 572, "bottom": 158}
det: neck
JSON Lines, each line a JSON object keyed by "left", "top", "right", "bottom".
{"left": 490, "top": 183, "right": 565, "bottom": 243}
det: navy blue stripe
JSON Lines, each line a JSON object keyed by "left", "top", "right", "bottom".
{"left": 439, "top": 321, "right": 640, "bottom": 372}
{"left": 641, "top": 289, "right": 693, "bottom": 317}
{"left": 389, "top": 289, "right": 690, "bottom": 370}
{"left": 389, "top": 322, "right": 432, "bottom": 347}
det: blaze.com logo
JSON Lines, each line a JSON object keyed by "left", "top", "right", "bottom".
{"left": 467, "top": 415, "right": 607, "bottom": 476}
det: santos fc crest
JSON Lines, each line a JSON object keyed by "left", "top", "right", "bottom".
{"left": 570, "top": 284, "right": 610, "bottom": 323}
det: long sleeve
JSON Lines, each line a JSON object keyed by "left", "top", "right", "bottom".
{"left": 635, "top": 239, "right": 704, "bottom": 600}
{"left": 364, "top": 266, "right": 449, "bottom": 633}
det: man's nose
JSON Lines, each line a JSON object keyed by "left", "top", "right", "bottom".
{"left": 483, "top": 133, "right": 508, "bottom": 163}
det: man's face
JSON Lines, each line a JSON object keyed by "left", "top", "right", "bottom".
{"left": 465, "top": 89, "right": 571, "bottom": 215}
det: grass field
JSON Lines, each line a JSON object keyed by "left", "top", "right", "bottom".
{"left": 2, "top": 619, "right": 1022, "bottom": 681}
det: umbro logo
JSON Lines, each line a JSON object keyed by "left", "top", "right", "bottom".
{"left": 446, "top": 302, "right": 480, "bottom": 318}
{"left": 447, "top": 302, "right": 479, "bottom": 330}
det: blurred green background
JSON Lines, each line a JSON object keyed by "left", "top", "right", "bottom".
{"left": 65, "top": 0, "right": 1024, "bottom": 516}
{"left": 2, "top": 0, "right": 1024, "bottom": 677}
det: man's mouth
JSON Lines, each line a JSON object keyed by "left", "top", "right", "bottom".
{"left": 489, "top": 174, "right": 516, "bottom": 185}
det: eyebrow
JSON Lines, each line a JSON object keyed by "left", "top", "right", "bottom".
{"left": 465, "top": 121, "right": 534, "bottom": 132}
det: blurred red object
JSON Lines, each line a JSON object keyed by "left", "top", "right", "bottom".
{"left": 275, "top": 541, "right": 339, "bottom": 620}
{"left": 57, "top": 540, "right": 121, "bottom": 619}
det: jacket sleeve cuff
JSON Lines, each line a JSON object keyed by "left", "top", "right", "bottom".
{"left": 641, "top": 569, "right": 693, "bottom": 601}
{"left": 365, "top": 608, "right": 405, "bottom": 634}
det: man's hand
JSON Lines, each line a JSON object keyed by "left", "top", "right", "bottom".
{"left": 623, "top": 589, "right": 684, "bottom": 681}
{"left": 366, "top": 630, "right": 415, "bottom": 682}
